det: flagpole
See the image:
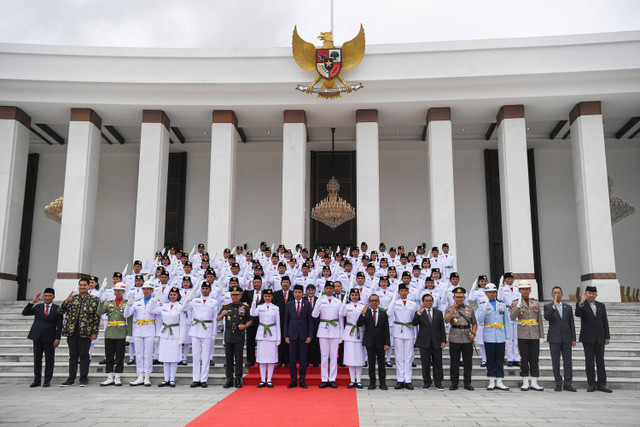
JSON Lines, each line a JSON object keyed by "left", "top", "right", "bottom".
{"left": 330, "top": 0, "right": 334, "bottom": 35}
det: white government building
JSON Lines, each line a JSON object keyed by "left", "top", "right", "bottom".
{"left": 0, "top": 31, "right": 639, "bottom": 302}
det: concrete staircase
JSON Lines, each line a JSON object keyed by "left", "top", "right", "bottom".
{"left": 1, "top": 301, "right": 638, "bottom": 389}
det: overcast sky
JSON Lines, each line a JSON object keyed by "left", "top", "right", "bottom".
{"left": 1, "top": 0, "right": 638, "bottom": 48}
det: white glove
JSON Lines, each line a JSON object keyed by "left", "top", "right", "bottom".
{"left": 154, "top": 287, "right": 162, "bottom": 301}
{"left": 471, "top": 279, "right": 478, "bottom": 291}
{"left": 339, "top": 339, "right": 343, "bottom": 344}
{"left": 517, "top": 297, "right": 523, "bottom": 308}
{"left": 154, "top": 336, "right": 160, "bottom": 343}
{"left": 177, "top": 339, "right": 183, "bottom": 345}
{"left": 499, "top": 275, "right": 504, "bottom": 287}
{"left": 101, "top": 291, "right": 107, "bottom": 302}
{"left": 276, "top": 340, "right": 281, "bottom": 346}
{"left": 484, "top": 301, "right": 490, "bottom": 312}
{"left": 125, "top": 336, "right": 132, "bottom": 343}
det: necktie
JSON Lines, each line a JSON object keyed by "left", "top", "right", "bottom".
{"left": 427, "top": 309, "right": 432, "bottom": 322}
{"left": 171, "top": 304, "right": 173, "bottom": 310}
{"left": 297, "top": 301, "right": 300, "bottom": 317}
{"left": 558, "top": 304, "right": 563, "bottom": 318}
{"left": 403, "top": 300, "right": 406, "bottom": 307}
{"left": 203, "top": 299, "right": 206, "bottom": 304}
{"left": 45, "top": 305, "right": 49, "bottom": 318}
{"left": 284, "top": 293, "right": 288, "bottom": 303}
{"left": 309, "top": 299, "right": 313, "bottom": 309}
{"left": 373, "top": 310, "right": 377, "bottom": 326}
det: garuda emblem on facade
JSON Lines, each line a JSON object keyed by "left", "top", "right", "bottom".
{"left": 292, "top": 24, "right": 365, "bottom": 99}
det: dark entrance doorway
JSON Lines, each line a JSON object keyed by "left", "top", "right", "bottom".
{"left": 310, "top": 150, "right": 357, "bottom": 252}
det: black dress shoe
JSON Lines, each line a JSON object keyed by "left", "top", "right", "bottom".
{"left": 179, "top": 360, "right": 188, "bottom": 366}
{"left": 235, "top": 379, "right": 243, "bottom": 388}
{"left": 480, "top": 361, "right": 487, "bottom": 368}
{"left": 422, "top": 384, "right": 431, "bottom": 390}
{"left": 554, "top": 385, "right": 562, "bottom": 392}
{"left": 597, "top": 386, "right": 612, "bottom": 393}
{"left": 587, "top": 385, "right": 596, "bottom": 392}
{"left": 257, "top": 382, "right": 266, "bottom": 388}
{"left": 300, "top": 382, "right": 307, "bottom": 389}
{"left": 190, "top": 382, "right": 201, "bottom": 388}
{"left": 30, "top": 381, "right": 41, "bottom": 388}
{"left": 127, "top": 359, "right": 135, "bottom": 365}
{"left": 347, "top": 382, "right": 356, "bottom": 388}
{"left": 513, "top": 361, "right": 520, "bottom": 367}
{"left": 385, "top": 361, "right": 393, "bottom": 367}
{"left": 288, "top": 381, "right": 297, "bottom": 388}
{"left": 201, "top": 382, "right": 208, "bottom": 388}
{"left": 464, "top": 384, "right": 475, "bottom": 391}
{"left": 276, "top": 363, "right": 283, "bottom": 368}
{"left": 356, "top": 382, "right": 363, "bottom": 389}
{"left": 435, "top": 384, "right": 444, "bottom": 391}
{"left": 564, "top": 385, "right": 577, "bottom": 392}
{"left": 79, "top": 380, "right": 88, "bottom": 387}
{"left": 449, "top": 384, "right": 458, "bottom": 390}
{"left": 319, "top": 382, "right": 328, "bottom": 388}
{"left": 368, "top": 384, "right": 376, "bottom": 390}
{"left": 267, "top": 382, "right": 274, "bottom": 388}
{"left": 153, "top": 359, "right": 161, "bottom": 365}
{"left": 380, "top": 383, "right": 388, "bottom": 390}
{"left": 169, "top": 381, "right": 176, "bottom": 388}
{"left": 412, "top": 362, "right": 417, "bottom": 367}
{"left": 99, "top": 358, "right": 107, "bottom": 365}
{"left": 158, "top": 381, "right": 169, "bottom": 387}
{"left": 329, "top": 381, "right": 337, "bottom": 388}
{"left": 60, "top": 379, "right": 74, "bottom": 387}
{"left": 405, "top": 383, "right": 414, "bottom": 390}
{"left": 209, "top": 360, "right": 215, "bottom": 366}
{"left": 395, "top": 382, "right": 404, "bottom": 390}
{"left": 364, "top": 362, "right": 368, "bottom": 367}
{"left": 43, "top": 382, "right": 50, "bottom": 388}
{"left": 223, "top": 380, "right": 233, "bottom": 388}
{"left": 507, "top": 361, "right": 514, "bottom": 367}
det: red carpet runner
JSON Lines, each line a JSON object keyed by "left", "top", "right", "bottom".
{"left": 187, "top": 366, "right": 359, "bottom": 427}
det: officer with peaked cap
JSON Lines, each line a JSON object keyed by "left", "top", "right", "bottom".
{"left": 445, "top": 286, "right": 477, "bottom": 390}
{"left": 510, "top": 281, "right": 544, "bottom": 391}
{"left": 476, "top": 283, "right": 510, "bottom": 391}
{"left": 217, "top": 285, "right": 253, "bottom": 388}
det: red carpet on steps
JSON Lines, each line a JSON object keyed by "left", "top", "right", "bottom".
{"left": 187, "top": 366, "right": 360, "bottom": 427}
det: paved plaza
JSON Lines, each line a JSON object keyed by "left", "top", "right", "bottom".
{"left": 0, "top": 381, "right": 639, "bottom": 426}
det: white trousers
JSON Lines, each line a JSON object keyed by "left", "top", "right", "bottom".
{"left": 506, "top": 320, "right": 520, "bottom": 361}
{"left": 191, "top": 337, "right": 213, "bottom": 382}
{"left": 134, "top": 336, "right": 154, "bottom": 374}
{"left": 394, "top": 337, "right": 414, "bottom": 383}
{"left": 319, "top": 337, "right": 339, "bottom": 382}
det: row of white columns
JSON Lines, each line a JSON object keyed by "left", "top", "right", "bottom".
{"left": 0, "top": 103, "right": 621, "bottom": 300}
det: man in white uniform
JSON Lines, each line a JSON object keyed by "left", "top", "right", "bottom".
{"left": 387, "top": 283, "right": 417, "bottom": 390}
{"left": 312, "top": 281, "right": 343, "bottom": 388}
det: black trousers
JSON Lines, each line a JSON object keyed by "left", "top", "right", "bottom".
{"left": 278, "top": 325, "right": 289, "bottom": 364}
{"left": 518, "top": 338, "right": 540, "bottom": 377}
{"left": 338, "top": 340, "right": 344, "bottom": 366}
{"left": 67, "top": 334, "right": 92, "bottom": 382}
{"left": 449, "top": 342, "right": 472, "bottom": 386}
{"left": 549, "top": 341, "right": 573, "bottom": 386}
{"left": 583, "top": 341, "right": 607, "bottom": 387}
{"left": 419, "top": 346, "right": 443, "bottom": 386}
{"left": 104, "top": 338, "right": 125, "bottom": 374}
{"left": 246, "top": 326, "right": 258, "bottom": 365}
{"left": 32, "top": 339, "right": 55, "bottom": 383}
{"left": 307, "top": 337, "right": 320, "bottom": 365}
{"left": 366, "top": 346, "right": 386, "bottom": 385}
{"left": 289, "top": 338, "right": 308, "bottom": 382}
{"left": 485, "top": 342, "right": 505, "bottom": 378}
{"left": 225, "top": 340, "right": 245, "bottom": 381}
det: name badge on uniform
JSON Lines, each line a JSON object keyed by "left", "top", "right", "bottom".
{"left": 499, "top": 308, "right": 504, "bottom": 314}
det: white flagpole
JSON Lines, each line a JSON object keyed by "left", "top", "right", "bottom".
{"left": 330, "top": 0, "right": 334, "bottom": 35}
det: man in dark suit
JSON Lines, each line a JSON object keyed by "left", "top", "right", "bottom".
{"left": 412, "top": 294, "right": 446, "bottom": 390}
{"left": 273, "top": 276, "right": 294, "bottom": 367}
{"left": 357, "top": 294, "right": 390, "bottom": 390}
{"left": 241, "top": 276, "right": 265, "bottom": 367}
{"left": 303, "top": 284, "right": 321, "bottom": 366}
{"left": 22, "top": 288, "right": 63, "bottom": 387}
{"left": 284, "top": 284, "right": 313, "bottom": 388}
{"left": 575, "top": 285, "right": 611, "bottom": 393}
{"left": 544, "top": 286, "right": 577, "bottom": 392}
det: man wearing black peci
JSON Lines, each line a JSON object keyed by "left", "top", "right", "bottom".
{"left": 412, "top": 293, "right": 446, "bottom": 390}
{"left": 357, "top": 294, "right": 390, "bottom": 390}
{"left": 285, "top": 284, "right": 313, "bottom": 388}
{"left": 273, "top": 276, "right": 294, "bottom": 367}
{"left": 22, "top": 288, "right": 63, "bottom": 388}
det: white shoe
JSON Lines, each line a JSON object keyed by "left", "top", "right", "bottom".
{"left": 487, "top": 377, "right": 496, "bottom": 390}
{"left": 496, "top": 378, "right": 509, "bottom": 390}
{"left": 100, "top": 373, "right": 114, "bottom": 386}
{"left": 130, "top": 374, "right": 144, "bottom": 386}
{"left": 143, "top": 373, "right": 152, "bottom": 387}
{"left": 521, "top": 377, "right": 530, "bottom": 391}
{"left": 530, "top": 377, "right": 544, "bottom": 391}
{"left": 114, "top": 374, "right": 122, "bottom": 386}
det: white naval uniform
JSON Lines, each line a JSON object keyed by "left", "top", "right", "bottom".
{"left": 151, "top": 301, "right": 190, "bottom": 362}
{"left": 188, "top": 296, "right": 219, "bottom": 383}
{"left": 250, "top": 302, "right": 281, "bottom": 364}
{"left": 388, "top": 297, "right": 417, "bottom": 383}
{"left": 468, "top": 286, "right": 489, "bottom": 363}
{"left": 312, "top": 295, "right": 344, "bottom": 382}
{"left": 498, "top": 284, "right": 521, "bottom": 362}
{"left": 124, "top": 297, "right": 159, "bottom": 374}
{"left": 439, "top": 253, "right": 456, "bottom": 280}
{"left": 340, "top": 302, "right": 366, "bottom": 366}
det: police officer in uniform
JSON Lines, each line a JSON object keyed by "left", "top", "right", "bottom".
{"left": 217, "top": 285, "right": 253, "bottom": 388}
{"left": 510, "top": 281, "right": 544, "bottom": 391}
{"left": 444, "top": 287, "right": 477, "bottom": 390}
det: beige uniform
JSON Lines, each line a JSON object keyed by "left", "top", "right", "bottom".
{"left": 509, "top": 298, "right": 544, "bottom": 378}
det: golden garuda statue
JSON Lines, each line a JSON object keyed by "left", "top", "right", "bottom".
{"left": 292, "top": 24, "right": 365, "bottom": 99}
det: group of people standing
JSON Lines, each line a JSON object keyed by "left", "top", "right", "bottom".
{"left": 22, "top": 241, "right": 612, "bottom": 393}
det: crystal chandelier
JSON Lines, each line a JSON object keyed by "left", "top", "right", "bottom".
{"left": 311, "top": 128, "right": 356, "bottom": 229}
{"left": 45, "top": 196, "right": 63, "bottom": 223}
{"left": 609, "top": 176, "right": 635, "bottom": 225}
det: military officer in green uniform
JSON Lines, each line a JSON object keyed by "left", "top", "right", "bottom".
{"left": 217, "top": 285, "right": 253, "bottom": 388}
{"left": 97, "top": 283, "right": 130, "bottom": 386}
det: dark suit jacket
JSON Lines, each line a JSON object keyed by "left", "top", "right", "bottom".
{"left": 411, "top": 308, "right": 446, "bottom": 349}
{"left": 357, "top": 308, "right": 390, "bottom": 349}
{"left": 544, "top": 302, "right": 576, "bottom": 344}
{"left": 303, "top": 296, "right": 319, "bottom": 337}
{"left": 22, "top": 302, "right": 63, "bottom": 343}
{"left": 273, "top": 289, "right": 294, "bottom": 325}
{"left": 284, "top": 299, "right": 313, "bottom": 340}
{"left": 575, "top": 300, "right": 610, "bottom": 344}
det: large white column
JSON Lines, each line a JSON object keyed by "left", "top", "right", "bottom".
{"left": 496, "top": 105, "right": 538, "bottom": 298}
{"left": 356, "top": 109, "right": 381, "bottom": 247}
{"left": 53, "top": 108, "right": 102, "bottom": 298}
{"left": 281, "top": 110, "right": 308, "bottom": 248}
{"left": 426, "top": 107, "right": 457, "bottom": 255}
{"left": 132, "top": 110, "right": 170, "bottom": 265}
{"left": 208, "top": 110, "right": 239, "bottom": 255}
{"left": 0, "top": 107, "right": 31, "bottom": 300}
{"left": 569, "top": 101, "right": 620, "bottom": 302}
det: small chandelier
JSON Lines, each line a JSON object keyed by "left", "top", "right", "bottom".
{"left": 311, "top": 128, "right": 356, "bottom": 229}
{"left": 45, "top": 196, "right": 63, "bottom": 223}
{"left": 609, "top": 176, "right": 634, "bottom": 224}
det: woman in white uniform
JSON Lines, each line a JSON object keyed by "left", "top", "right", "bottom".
{"left": 151, "top": 286, "right": 190, "bottom": 387}
{"left": 179, "top": 276, "right": 196, "bottom": 365}
{"left": 250, "top": 288, "right": 280, "bottom": 388}
{"left": 341, "top": 288, "right": 366, "bottom": 388}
